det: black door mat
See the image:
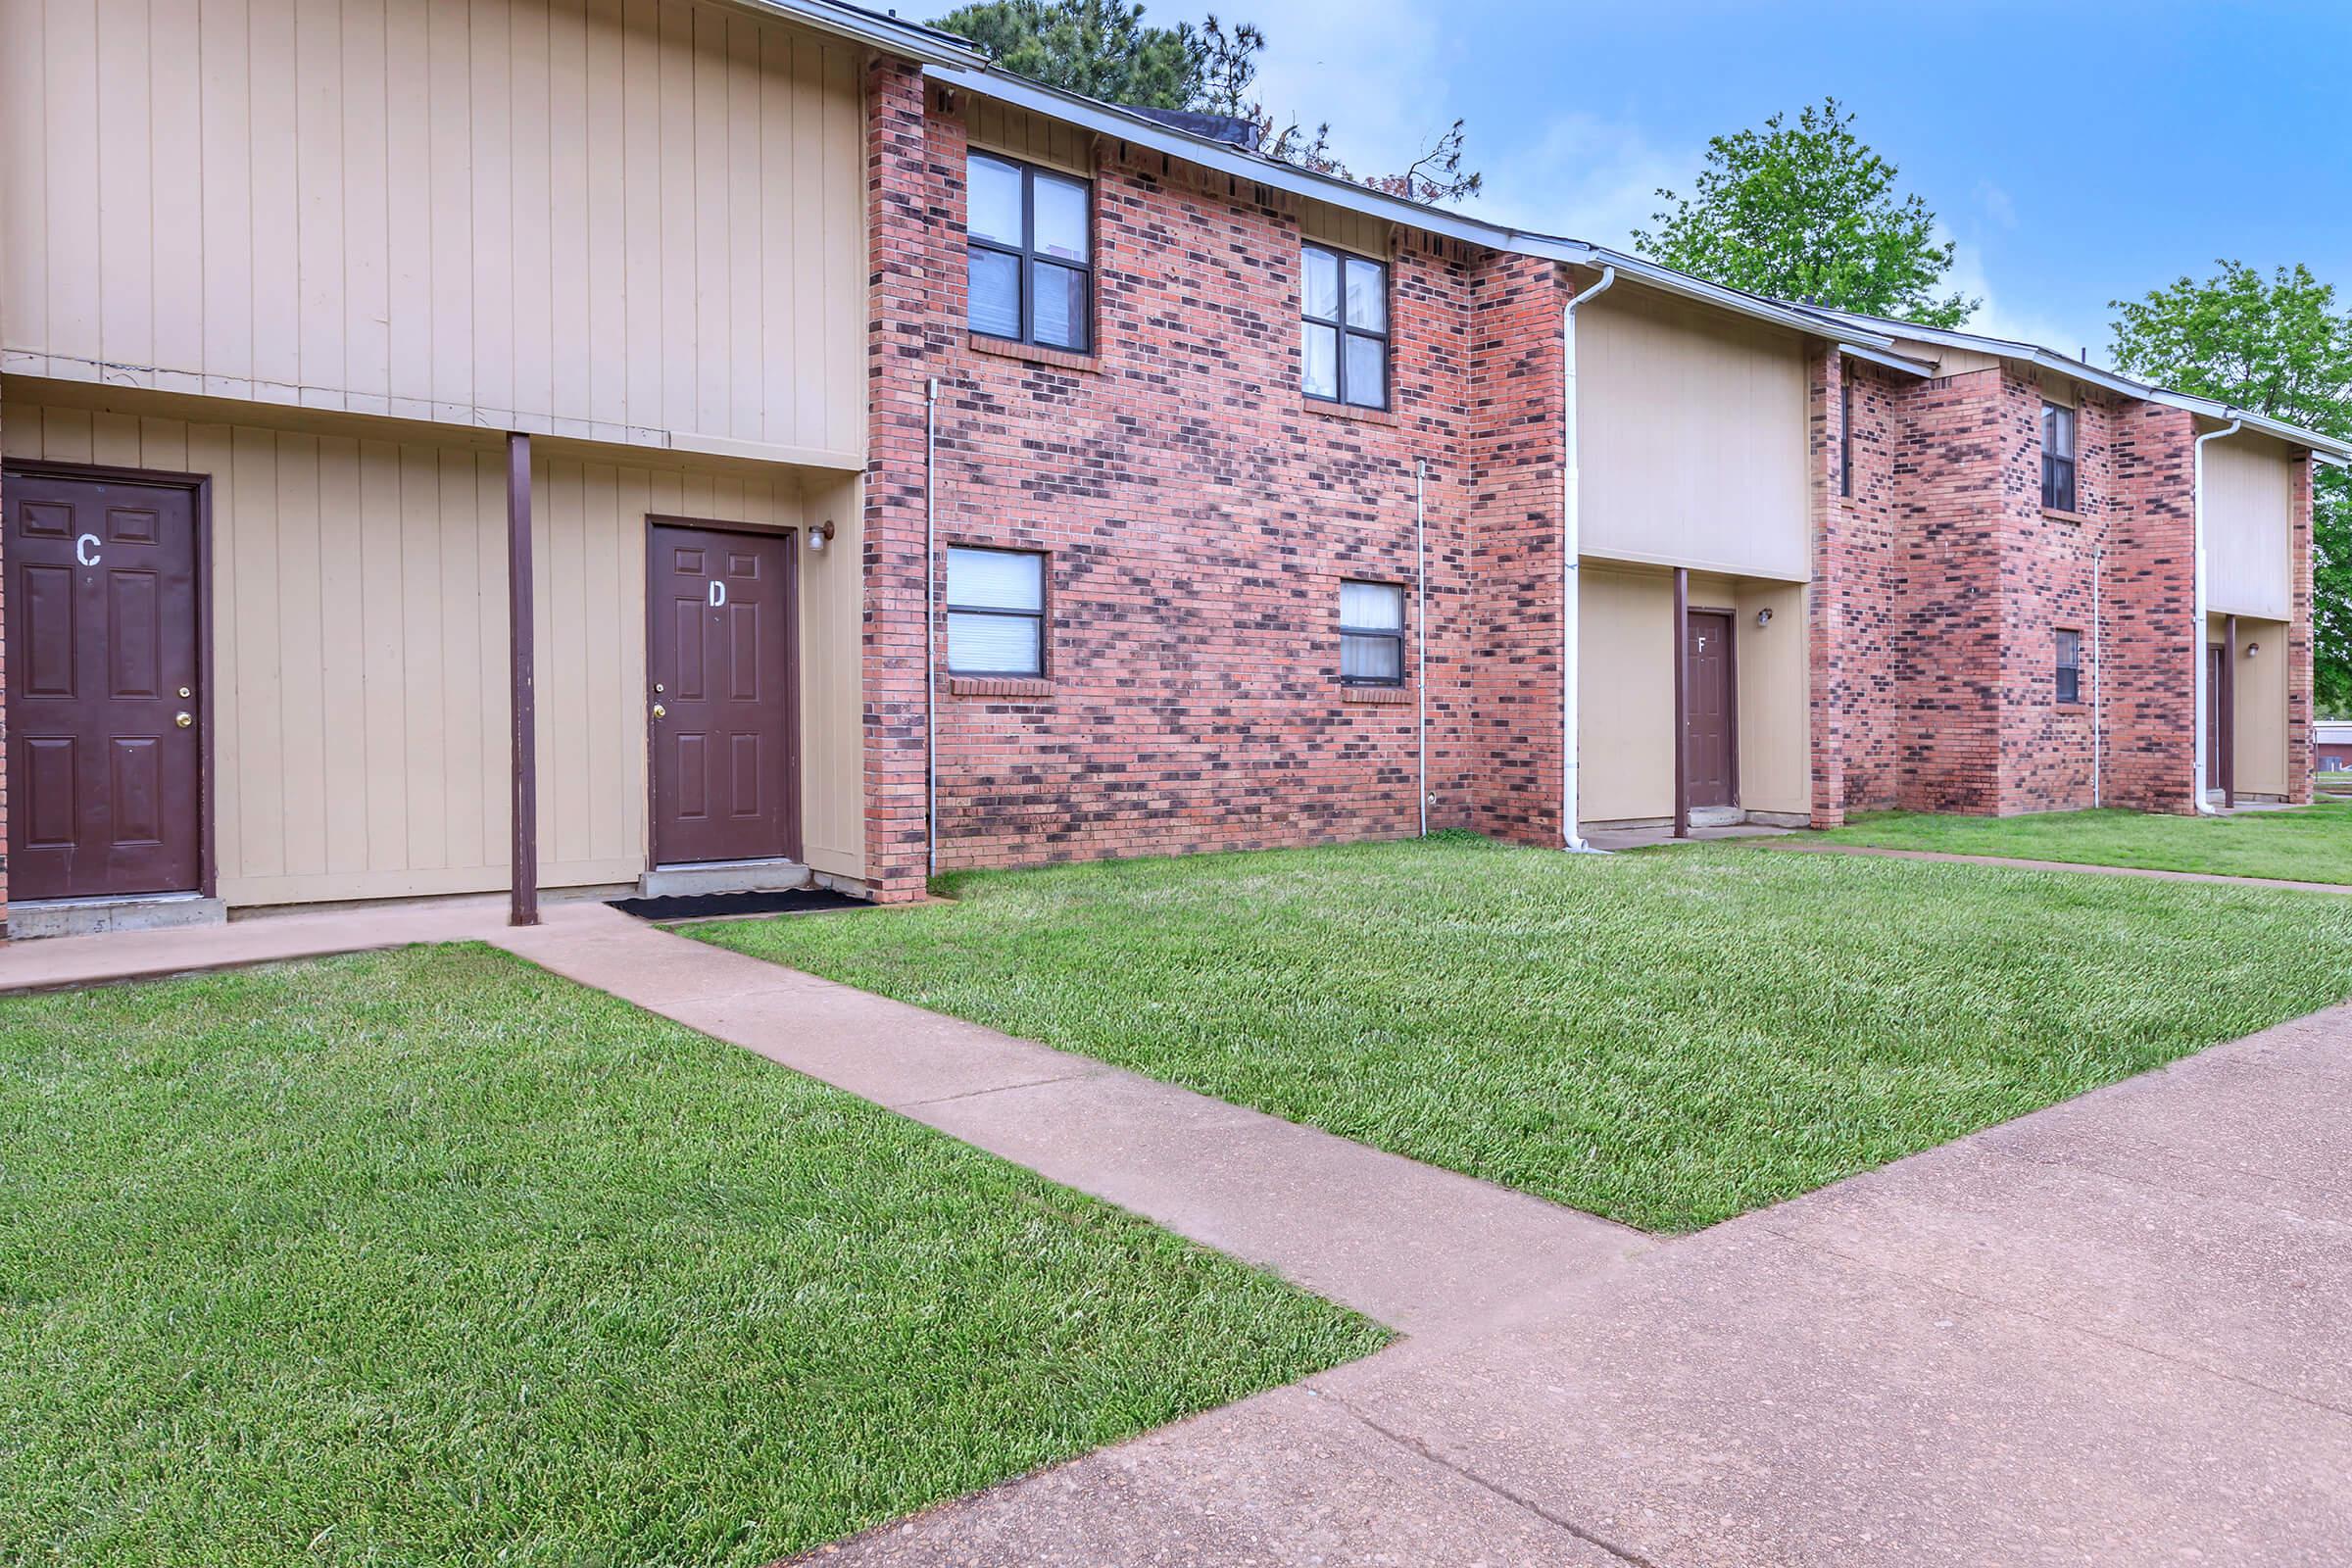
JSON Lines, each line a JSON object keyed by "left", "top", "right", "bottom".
{"left": 608, "top": 886, "right": 867, "bottom": 922}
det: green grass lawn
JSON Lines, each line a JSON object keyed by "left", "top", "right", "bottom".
{"left": 693, "top": 833, "right": 2352, "bottom": 1234}
{"left": 0, "top": 946, "right": 1382, "bottom": 1567}
{"left": 1810, "top": 803, "right": 2352, "bottom": 884}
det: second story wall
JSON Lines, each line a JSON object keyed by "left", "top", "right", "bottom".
{"left": 2204, "top": 434, "right": 2295, "bottom": 620}
{"left": 2, "top": 0, "right": 866, "bottom": 458}
{"left": 1577, "top": 284, "right": 1810, "bottom": 581}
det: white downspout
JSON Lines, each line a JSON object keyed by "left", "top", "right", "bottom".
{"left": 1416, "top": 459, "right": 1430, "bottom": 837}
{"left": 2091, "top": 544, "right": 2103, "bottom": 808}
{"left": 2191, "top": 418, "right": 2241, "bottom": 815}
{"left": 925, "top": 376, "right": 942, "bottom": 875}
{"left": 1561, "top": 265, "right": 1615, "bottom": 853}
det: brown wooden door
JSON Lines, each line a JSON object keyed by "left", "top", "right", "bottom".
{"left": 1685, "top": 610, "right": 1736, "bottom": 809}
{"left": 5, "top": 470, "right": 204, "bottom": 901}
{"left": 648, "top": 522, "right": 799, "bottom": 866}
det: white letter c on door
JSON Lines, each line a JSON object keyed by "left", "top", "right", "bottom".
{"left": 74, "top": 532, "right": 101, "bottom": 566}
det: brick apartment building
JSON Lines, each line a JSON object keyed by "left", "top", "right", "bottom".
{"left": 4, "top": 0, "right": 2345, "bottom": 933}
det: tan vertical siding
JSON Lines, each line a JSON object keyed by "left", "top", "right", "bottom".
{"left": 1577, "top": 564, "right": 1809, "bottom": 822}
{"left": 2214, "top": 612, "right": 2289, "bottom": 798}
{"left": 2, "top": 0, "right": 866, "bottom": 459}
{"left": 1578, "top": 287, "right": 1809, "bottom": 580}
{"left": 2205, "top": 437, "right": 2293, "bottom": 620}
{"left": 1299, "top": 200, "right": 1391, "bottom": 260}
{"left": 964, "top": 96, "right": 1096, "bottom": 173}
{"left": 5, "top": 395, "right": 864, "bottom": 904}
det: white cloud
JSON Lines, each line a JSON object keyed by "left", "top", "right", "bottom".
{"left": 1976, "top": 180, "right": 2018, "bottom": 230}
{"left": 1945, "top": 235, "right": 2106, "bottom": 363}
{"left": 1465, "top": 112, "right": 1688, "bottom": 245}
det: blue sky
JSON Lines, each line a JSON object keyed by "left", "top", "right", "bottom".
{"left": 1237, "top": 0, "right": 2352, "bottom": 365}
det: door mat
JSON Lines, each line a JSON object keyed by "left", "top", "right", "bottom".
{"left": 608, "top": 886, "right": 868, "bottom": 922}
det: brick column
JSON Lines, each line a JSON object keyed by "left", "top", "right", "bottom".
{"left": 1805, "top": 345, "right": 1847, "bottom": 828}
{"left": 2288, "top": 449, "right": 2316, "bottom": 804}
{"left": 860, "top": 56, "right": 938, "bottom": 901}
{"left": 2105, "top": 402, "right": 2199, "bottom": 812}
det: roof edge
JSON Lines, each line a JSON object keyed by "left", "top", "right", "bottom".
{"left": 759, "top": 0, "right": 987, "bottom": 68}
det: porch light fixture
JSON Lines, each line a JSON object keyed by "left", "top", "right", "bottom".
{"left": 1755, "top": 607, "right": 1773, "bottom": 628}
{"left": 808, "top": 519, "right": 837, "bottom": 555}
{"left": 2246, "top": 641, "right": 2260, "bottom": 658}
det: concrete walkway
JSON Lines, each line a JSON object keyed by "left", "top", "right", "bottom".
{"left": 817, "top": 999, "right": 2352, "bottom": 1567}
{"left": 489, "top": 905, "right": 1648, "bottom": 1334}
{"left": 1776, "top": 839, "right": 2352, "bottom": 895}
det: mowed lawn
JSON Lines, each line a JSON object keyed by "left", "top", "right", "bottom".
{"left": 696, "top": 833, "right": 2352, "bottom": 1233}
{"left": 0, "top": 946, "right": 1382, "bottom": 1568}
{"left": 1811, "top": 803, "right": 2352, "bottom": 885}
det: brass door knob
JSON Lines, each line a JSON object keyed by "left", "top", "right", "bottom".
{"left": 651, "top": 704, "right": 666, "bottom": 719}
{"left": 174, "top": 711, "right": 193, "bottom": 728}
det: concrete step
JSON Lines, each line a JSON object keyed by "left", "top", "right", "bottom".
{"left": 636, "top": 858, "right": 810, "bottom": 899}
{"left": 10, "top": 893, "right": 228, "bottom": 941}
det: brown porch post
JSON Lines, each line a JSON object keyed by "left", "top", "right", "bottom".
{"left": 2224, "top": 613, "right": 2238, "bottom": 808}
{"left": 507, "top": 432, "right": 539, "bottom": 927}
{"left": 1673, "top": 566, "right": 1690, "bottom": 839}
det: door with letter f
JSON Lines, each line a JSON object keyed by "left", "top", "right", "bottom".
{"left": 647, "top": 519, "right": 801, "bottom": 866}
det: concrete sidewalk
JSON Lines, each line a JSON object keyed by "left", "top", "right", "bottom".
{"left": 489, "top": 905, "right": 1648, "bottom": 1334}
{"left": 818, "top": 1000, "right": 2352, "bottom": 1567}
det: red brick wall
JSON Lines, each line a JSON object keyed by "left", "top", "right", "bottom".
{"left": 1467, "top": 254, "right": 1568, "bottom": 846}
{"left": 884, "top": 91, "right": 1515, "bottom": 879}
{"left": 2103, "top": 400, "right": 2200, "bottom": 812}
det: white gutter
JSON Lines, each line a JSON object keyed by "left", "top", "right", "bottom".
{"left": 756, "top": 0, "right": 986, "bottom": 66}
{"left": 2192, "top": 419, "right": 2242, "bottom": 815}
{"left": 1415, "top": 459, "right": 1430, "bottom": 838}
{"left": 1560, "top": 265, "right": 1616, "bottom": 853}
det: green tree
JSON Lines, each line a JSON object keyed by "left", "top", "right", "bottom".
{"left": 934, "top": 0, "right": 1201, "bottom": 109}
{"left": 1634, "top": 97, "right": 1975, "bottom": 326}
{"left": 2110, "top": 262, "right": 2352, "bottom": 715}
{"left": 933, "top": 3, "right": 1483, "bottom": 203}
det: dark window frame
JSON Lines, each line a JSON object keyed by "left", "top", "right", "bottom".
{"left": 1339, "top": 578, "right": 1407, "bottom": 687}
{"left": 945, "top": 545, "right": 1050, "bottom": 679}
{"left": 2055, "top": 626, "right": 2083, "bottom": 705}
{"left": 2041, "top": 402, "right": 2078, "bottom": 513}
{"left": 1301, "top": 243, "right": 1391, "bottom": 411}
{"left": 965, "top": 152, "right": 1094, "bottom": 354}
{"left": 1840, "top": 378, "right": 1854, "bottom": 499}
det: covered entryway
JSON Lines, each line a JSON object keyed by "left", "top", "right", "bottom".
{"left": 647, "top": 520, "right": 801, "bottom": 868}
{"left": 1684, "top": 609, "right": 1737, "bottom": 809}
{"left": 4, "top": 466, "right": 208, "bottom": 904}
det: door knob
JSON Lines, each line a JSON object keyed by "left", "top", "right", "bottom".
{"left": 174, "top": 711, "right": 193, "bottom": 728}
{"left": 651, "top": 704, "right": 666, "bottom": 719}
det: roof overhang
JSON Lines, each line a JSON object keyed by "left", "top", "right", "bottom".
{"left": 758, "top": 0, "right": 987, "bottom": 68}
{"left": 1803, "top": 307, "right": 2352, "bottom": 462}
{"left": 925, "top": 63, "right": 1902, "bottom": 353}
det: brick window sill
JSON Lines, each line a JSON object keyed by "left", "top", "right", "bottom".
{"left": 967, "top": 332, "right": 1101, "bottom": 374}
{"left": 1342, "top": 685, "right": 1413, "bottom": 705}
{"left": 950, "top": 676, "right": 1054, "bottom": 699}
{"left": 1303, "top": 398, "right": 1398, "bottom": 427}
{"left": 2041, "top": 507, "right": 2093, "bottom": 525}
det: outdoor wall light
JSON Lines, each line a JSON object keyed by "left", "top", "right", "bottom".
{"left": 2246, "top": 641, "right": 2260, "bottom": 658}
{"left": 1755, "top": 607, "right": 1774, "bottom": 628}
{"left": 808, "top": 519, "right": 838, "bottom": 555}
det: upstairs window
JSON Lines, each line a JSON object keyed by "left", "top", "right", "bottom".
{"left": 966, "top": 153, "right": 1092, "bottom": 353}
{"left": 2041, "top": 402, "right": 2077, "bottom": 513}
{"left": 2055, "top": 628, "right": 2082, "bottom": 705}
{"left": 947, "top": 547, "right": 1047, "bottom": 678}
{"left": 1303, "top": 245, "right": 1389, "bottom": 409}
{"left": 1339, "top": 580, "right": 1405, "bottom": 685}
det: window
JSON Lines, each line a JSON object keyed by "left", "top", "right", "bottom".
{"left": 1339, "top": 580, "right": 1405, "bottom": 685}
{"left": 1302, "top": 244, "right": 1389, "bottom": 409}
{"left": 1839, "top": 379, "right": 1854, "bottom": 498}
{"left": 966, "top": 153, "right": 1092, "bottom": 352}
{"left": 2041, "top": 402, "right": 2077, "bottom": 513}
{"left": 2055, "top": 628, "right": 2082, "bottom": 705}
{"left": 947, "top": 547, "right": 1046, "bottom": 677}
